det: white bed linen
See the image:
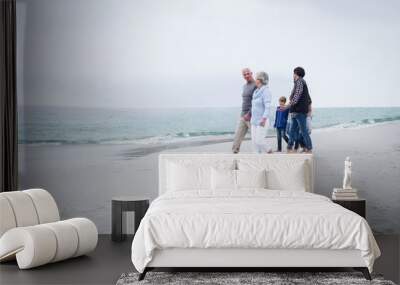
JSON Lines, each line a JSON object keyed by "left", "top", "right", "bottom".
{"left": 131, "top": 190, "right": 380, "bottom": 273}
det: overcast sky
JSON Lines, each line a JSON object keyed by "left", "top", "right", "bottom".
{"left": 17, "top": 0, "right": 400, "bottom": 108}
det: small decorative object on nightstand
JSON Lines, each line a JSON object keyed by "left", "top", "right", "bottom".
{"left": 332, "top": 187, "right": 359, "bottom": 200}
{"left": 112, "top": 196, "right": 149, "bottom": 242}
{"left": 332, "top": 198, "right": 366, "bottom": 218}
{"left": 342, "top": 156, "right": 353, "bottom": 190}
{"left": 332, "top": 157, "right": 365, "bottom": 217}
{"left": 332, "top": 157, "right": 359, "bottom": 200}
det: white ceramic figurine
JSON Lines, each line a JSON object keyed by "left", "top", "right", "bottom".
{"left": 342, "top": 156, "right": 352, "bottom": 190}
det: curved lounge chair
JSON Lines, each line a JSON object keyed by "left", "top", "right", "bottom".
{"left": 0, "top": 189, "right": 97, "bottom": 269}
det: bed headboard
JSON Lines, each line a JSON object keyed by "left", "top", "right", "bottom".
{"left": 158, "top": 153, "right": 314, "bottom": 195}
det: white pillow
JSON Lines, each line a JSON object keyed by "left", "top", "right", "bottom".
{"left": 238, "top": 159, "right": 308, "bottom": 191}
{"left": 211, "top": 168, "right": 268, "bottom": 190}
{"left": 166, "top": 160, "right": 236, "bottom": 192}
{"left": 267, "top": 165, "right": 306, "bottom": 191}
{"left": 167, "top": 162, "right": 210, "bottom": 191}
{"left": 236, "top": 169, "right": 267, "bottom": 189}
{"left": 211, "top": 168, "right": 236, "bottom": 190}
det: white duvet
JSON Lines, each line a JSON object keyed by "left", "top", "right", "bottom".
{"left": 131, "top": 190, "right": 380, "bottom": 273}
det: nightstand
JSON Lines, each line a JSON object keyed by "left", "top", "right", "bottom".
{"left": 112, "top": 196, "right": 150, "bottom": 242}
{"left": 332, "top": 198, "right": 366, "bottom": 218}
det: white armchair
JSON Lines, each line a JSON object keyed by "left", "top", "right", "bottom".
{"left": 0, "top": 189, "right": 98, "bottom": 269}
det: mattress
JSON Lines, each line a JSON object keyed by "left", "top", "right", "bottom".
{"left": 131, "top": 190, "right": 380, "bottom": 273}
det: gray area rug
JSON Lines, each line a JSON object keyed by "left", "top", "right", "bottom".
{"left": 117, "top": 272, "right": 396, "bottom": 285}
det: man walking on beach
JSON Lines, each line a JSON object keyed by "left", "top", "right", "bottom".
{"left": 232, "top": 68, "right": 257, "bottom": 153}
{"left": 287, "top": 67, "right": 313, "bottom": 153}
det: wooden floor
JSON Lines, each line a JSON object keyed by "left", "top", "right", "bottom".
{"left": 0, "top": 234, "right": 398, "bottom": 285}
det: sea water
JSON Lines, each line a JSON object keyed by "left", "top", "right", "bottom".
{"left": 18, "top": 106, "right": 400, "bottom": 147}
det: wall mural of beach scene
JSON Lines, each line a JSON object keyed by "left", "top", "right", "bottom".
{"left": 17, "top": 0, "right": 400, "bottom": 234}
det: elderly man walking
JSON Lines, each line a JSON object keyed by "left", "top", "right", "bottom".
{"left": 232, "top": 68, "right": 257, "bottom": 153}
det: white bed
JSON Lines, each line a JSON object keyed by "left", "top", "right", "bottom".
{"left": 131, "top": 153, "right": 380, "bottom": 280}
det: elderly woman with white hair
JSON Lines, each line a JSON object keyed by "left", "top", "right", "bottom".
{"left": 250, "top": 71, "right": 272, "bottom": 153}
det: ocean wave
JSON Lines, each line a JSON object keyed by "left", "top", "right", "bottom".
{"left": 176, "top": 131, "right": 235, "bottom": 137}
{"left": 316, "top": 115, "right": 400, "bottom": 130}
{"left": 18, "top": 114, "right": 400, "bottom": 146}
{"left": 361, "top": 115, "right": 400, "bottom": 124}
{"left": 18, "top": 132, "right": 236, "bottom": 146}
